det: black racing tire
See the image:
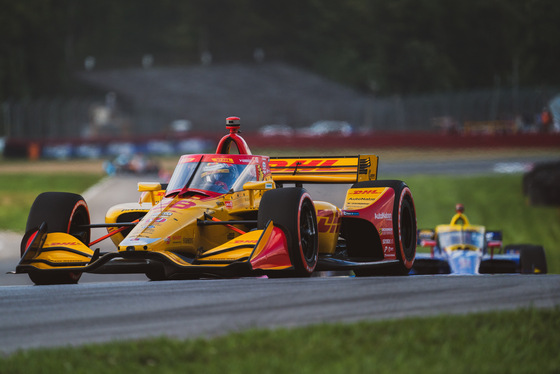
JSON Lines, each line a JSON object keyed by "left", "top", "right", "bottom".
{"left": 258, "top": 188, "right": 318, "bottom": 276}
{"left": 29, "top": 271, "right": 83, "bottom": 286}
{"left": 145, "top": 263, "right": 167, "bottom": 281}
{"left": 24, "top": 192, "right": 91, "bottom": 285}
{"left": 515, "top": 244, "right": 547, "bottom": 274}
{"left": 352, "top": 180, "right": 417, "bottom": 276}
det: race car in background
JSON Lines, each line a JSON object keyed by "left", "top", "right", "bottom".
{"left": 103, "top": 153, "right": 161, "bottom": 176}
{"left": 411, "top": 204, "right": 547, "bottom": 275}
{"left": 15, "top": 117, "right": 417, "bottom": 285}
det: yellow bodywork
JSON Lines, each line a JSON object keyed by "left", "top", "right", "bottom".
{"left": 117, "top": 184, "right": 272, "bottom": 258}
{"left": 434, "top": 212, "right": 485, "bottom": 251}
{"left": 23, "top": 232, "right": 93, "bottom": 270}
{"left": 343, "top": 187, "right": 389, "bottom": 210}
{"left": 270, "top": 155, "right": 378, "bottom": 183}
{"left": 435, "top": 213, "right": 484, "bottom": 235}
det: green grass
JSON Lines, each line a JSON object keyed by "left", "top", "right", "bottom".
{"left": 399, "top": 174, "right": 560, "bottom": 273}
{"left": 1, "top": 307, "right": 559, "bottom": 373}
{"left": 0, "top": 173, "right": 103, "bottom": 232}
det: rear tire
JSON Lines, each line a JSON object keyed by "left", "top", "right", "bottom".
{"left": 24, "top": 192, "right": 91, "bottom": 285}
{"left": 518, "top": 245, "right": 547, "bottom": 274}
{"left": 352, "top": 180, "right": 417, "bottom": 276}
{"left": 258, "top": 188, "right": 318, "bottom": 276}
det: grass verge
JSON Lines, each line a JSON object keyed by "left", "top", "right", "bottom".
{"left": 1, "top": 307, "right": 559, "bottom": 373}
{"left": 0, "top": 173, "right": 103, "bottom": 232}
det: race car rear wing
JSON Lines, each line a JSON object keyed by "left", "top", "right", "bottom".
{"left": 269, "top": 155, "right": 378, "bottom": 184}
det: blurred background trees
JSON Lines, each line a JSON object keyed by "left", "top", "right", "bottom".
{"left": 1, "top": 0, "right": 559, "bottom": 101}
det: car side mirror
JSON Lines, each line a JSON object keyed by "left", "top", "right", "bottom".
{"left": 138, "top": 182, "right": 163, "bottom": 206}
{"left": 243, "top": 181, "right": 275, "bottom": 190}
{"left": 243, "top": 181, "right": 275, "bottom": 209}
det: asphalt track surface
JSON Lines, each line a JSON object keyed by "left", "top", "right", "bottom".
{"left": 1, "top": 157, "right": 560, "bottom": 354}
{"left": 1, "top": 274, "right": 559, "bottom": 354}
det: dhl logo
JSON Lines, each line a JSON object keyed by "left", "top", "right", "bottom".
{"left": 318, "top": 214, "right": 340, "bottom": 234}
{"left": 210, "top": 157, "right": 234, "bottom": 163}
{"left": 270, "top": 159, "right": 353, "bottom": 172}
{"left": 349, "top": 188, "right": 385, "bottom": 195}
{"left": 233, "top": 240, "right": 258, "bottom": 244}
{"left": 45, "top": 242, "right": 80, "bottom": 247}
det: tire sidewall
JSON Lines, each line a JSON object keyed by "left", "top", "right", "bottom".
{"left": 258, "top": 188, "right": 318, "bottom": 275}
{"left": 395, "top": 186, "right": 416, "bottom": 269}
{"left": 296, "top": 193, "right": 318, "bottom": 273}
{"left": 26, "top": 192, "right": 91, "bottom": 245}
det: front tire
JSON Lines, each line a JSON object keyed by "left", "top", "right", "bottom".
{"left": 258, "top": 188, "right": 318, "bottom": 276}
{"left": 24, "top": 192, "right": 91, "bottom": 285}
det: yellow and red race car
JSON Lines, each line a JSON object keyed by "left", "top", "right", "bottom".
{"left": 16, "top": 117, "right": 417, "bottom": 285}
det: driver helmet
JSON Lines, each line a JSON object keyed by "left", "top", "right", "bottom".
{"left": 201, "top": 163, "right": 238, "bottom": 191}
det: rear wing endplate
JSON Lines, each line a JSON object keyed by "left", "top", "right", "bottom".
{"left": 269, "top": 155, "right": 378, "bottom": 184}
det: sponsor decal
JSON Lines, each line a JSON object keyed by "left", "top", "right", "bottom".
{"left": 383, "top": 245, "right": 396, "bottom": 257}
{"left": 164, "top": 235, "right": 182, "bottom": 244}
{"left": 120, "top": 237, "right": 160, "bottom": 246}
{"left": 46, "top": 242, "right": 80, "bottom": 247}
{"left": 270, "top": 159, "right": 349, "bottom": 172}
{"left": 379, "top": 227, "right": 393, "bottom": 235}
{"left": 225, "top": 201, "right": 233, "bottom": 208}
{"left": 382, "top": 239, "right": 394, "bottom": 245}
{"left": 343, "top": 211, "right": 359, "bottom": 216}
{"left": 375, "top": 212, "right": 392, "bottom": 219}
{"left": 344, "top": 188, "right": 388, "bottom": 210}
{"left": 350, "top": 188, "right": 384, "bottom": 195}
{"left": 233, "top": 239, "right": 258, "bottom": 244}
{"left": 210, "top": 157, "right": 234, "bottom": 163}
{"left": 318, "top": 214, "right": 341, "bottom": 234}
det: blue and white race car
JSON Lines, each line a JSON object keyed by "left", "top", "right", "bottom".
{"left": 411, "top": 204, "right": 547, "bottom": 275}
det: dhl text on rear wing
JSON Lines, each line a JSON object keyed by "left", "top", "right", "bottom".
{"left": 269, "top": 155, "right": 378, "bottom": 184}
